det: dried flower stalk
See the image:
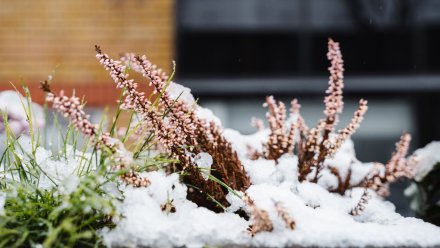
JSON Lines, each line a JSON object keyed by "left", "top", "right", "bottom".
{"left": 132, "top": 53, "right": 249, "bottom": 190}
{"left": 263, "top": 96, "right": 295, "bottom": 163}
{"left": 244, "top": 194, "right": 274, "bottom": 236}
{"left": 363, "top": 133, "right": 412, "bottom": 196}
{"left": 252, "top": 39, "right": 368, "bottom": 183}
{"left": 350, "top": 189, "right": 371, "bottom": 216}
{"left": 328, "top": 165, "right": 353, "bottom": 195}
{"left": 247, "top": 144, "right": 262, "bottom": 160}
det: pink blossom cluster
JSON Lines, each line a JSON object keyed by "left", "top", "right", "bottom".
{"left": 47, "top": 91, "right": 98, "bottom": 139}
{"left": 290, "top": 99, "right": 308, "bottom": 136}
{"left": 95, "top": 47, "right": 176, "bottom": 151}
{"left": 95, "top": 47, "right": 148, "bottom": 113}
{"left": 386, "top": 132, "right": 412, "bottom": 178}
{"left": 133, "top": 55, "right": 197, "bottom": 148}
{"left": 263, "top": 96, "right": 296, "bottom": 161}
{"left": 329, "top": 99, "right": 368, "bottom": 155}
{"left": 365, "top": 133, "right": 412, "bottom": 196}
{"left": 323, "top": 38, "right": 345, "bottom": 131}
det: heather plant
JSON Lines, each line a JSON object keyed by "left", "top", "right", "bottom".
{"left": 95, "top": 46, "right": 249, "bottom": 212}
{"left": 252, "top": 39, "right": 416, "bottom": 198}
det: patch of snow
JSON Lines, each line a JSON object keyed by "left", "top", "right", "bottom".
{"left": 409, "top": 141, "right": 440, "bottom": 181}
{"left": 195, "top": 106, "right": 222, "bottom": 126}
{"left": 35, "top": 145, "right": 96, "bottom": 190}
{"left": 167, "top": 82, "right": 196, "bottom": 106}
{"left": 225, "top": 190, "right": 244, "bottom": 213}
{"left": 0, "top": 90, "right": 44, "bottom": 136}
{"left": 0, "top": 192, "right": 5, "bottom": 216}
{"left": 103, "top": 129, "right": 440, "bottom": 247}
{"left": 104, "top": 171, "right": 250, "bottom": 248}
{"left": 194, "top": 152, "right": 212, "bottom": 180}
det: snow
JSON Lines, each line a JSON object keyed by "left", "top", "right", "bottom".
{"left": 32, "top": 144, "right": 97, "bottom": 190}
{"left": 103, "top": 171, "right": 250, "bottom": 248}
{"left": 102, "top": 128, "right": 440, "bottom": 248}
{"left": 0, "top": 90, "right": 44, "bottom": 135}
{"left": 194, "top": 152, "right": 213, "bottom": 180}
{"left": 1, "top": 136, "right": 96, "bottom": 192}
{"left": 0, "top": 192, "right": 5, "bottom": 216}
{"left": 409, "top": 141, "right": 440, "bottom": 181}
{"left": 195, "top": 106, "right": 222, "bottom": 126}
{"left": 167, "top": 82, "right": 196, "bottom": 106}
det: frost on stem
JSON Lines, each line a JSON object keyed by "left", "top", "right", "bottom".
{"left": 96, "top": 48, "right": 250, "bottom": 212}
{"left": 350, "top": 189, "right": 371, "bottom": 216}
{"left": 40, "top": 81, "right": 150, "bottom": 188}
{"left": 244, "top": 194, "right": 274, "bottom": 236}
{"left": 363, "top": 132, "right": 413, "bottom": 196}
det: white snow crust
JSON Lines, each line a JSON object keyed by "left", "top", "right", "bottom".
{"left": 409, "top": 141, "right": 440, "bottom": 181}
{"left": 103, "top": 127, "right": 440, "bottom": 248}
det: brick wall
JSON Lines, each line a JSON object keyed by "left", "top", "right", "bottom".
{"left": 0, "top": 0, "right": 174, "bottom": 105}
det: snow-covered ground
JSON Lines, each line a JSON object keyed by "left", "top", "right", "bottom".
{"left": 102, "top": 129, "right": 440, "bottom": 248}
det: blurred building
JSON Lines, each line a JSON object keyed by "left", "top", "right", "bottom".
{"left": 0, "top": 0, "right": 174, "bottom": 104}
{"left": 176, "top": 0, "right": 440, "bottom": 153}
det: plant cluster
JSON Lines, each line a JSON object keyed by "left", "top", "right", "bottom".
{"left": 0, "top": 86, "right": 118, "bottom": 247}
{"left": 251, "top": 39, "right": 416, "bottom": 198}
{"left": 0, "top": 38, "right": 426, "bottom": 246}
{"left": 39, "top": 46, "right": 250, "bottom": 213}
{"left": 0, "top": 174, "right": 116, "bottom": 247}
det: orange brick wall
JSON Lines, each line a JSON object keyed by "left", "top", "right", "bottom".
{"left": 0, "top": 0, "right": 174, "bottom": 105}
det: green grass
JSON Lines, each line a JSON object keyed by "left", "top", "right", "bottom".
{"left": 0, "top": 173, "right": 116, "bottom": 248}
{"left": 0, "top": 85, "right": 121, "bottom": 247}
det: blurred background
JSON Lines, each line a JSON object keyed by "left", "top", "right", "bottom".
{"left": 1, "top": 0, "right": 440, "bottom": 216}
